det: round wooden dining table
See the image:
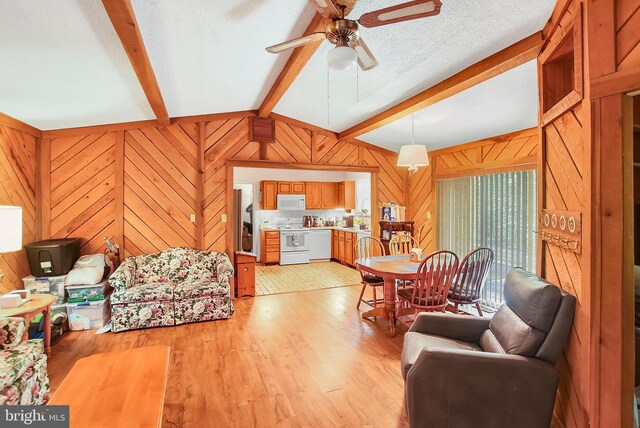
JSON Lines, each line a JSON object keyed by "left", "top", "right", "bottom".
{"left": 355, "top": 254, "right": 424, "bottom": 337}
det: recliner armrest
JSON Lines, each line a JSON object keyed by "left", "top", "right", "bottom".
{"left": 406, "top": 348, "right": 558, "bottom": 428}
{"left": 409, "top": 312, "right": 490, "bottom": 343}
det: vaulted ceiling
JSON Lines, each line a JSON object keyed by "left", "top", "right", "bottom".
{"left": 0, "top": 0, "right": 555, "bottom": 150}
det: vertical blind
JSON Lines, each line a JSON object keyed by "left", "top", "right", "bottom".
{"left": 436, "top": 170, "right": 537, "bottom": 308}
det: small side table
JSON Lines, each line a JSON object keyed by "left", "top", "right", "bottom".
{"left": 234, "top": 251, "right": 256, "bottom": 297}
{"left": 0, "top": 293, "right": 57, "bottom": 356}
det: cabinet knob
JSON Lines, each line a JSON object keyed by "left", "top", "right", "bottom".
{"left": 243, "top": 267, "right": 249, "bottom": 272}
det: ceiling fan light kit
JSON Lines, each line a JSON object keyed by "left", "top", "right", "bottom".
{"left": 265, "top": 0, "right": 442, "bottom": 72}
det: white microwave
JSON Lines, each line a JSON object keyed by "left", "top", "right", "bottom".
{"left": 277, "top": 194, "right": 306, "bottom": 211}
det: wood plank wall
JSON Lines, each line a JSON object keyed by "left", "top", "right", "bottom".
{"left": 616, "top": 0, "right": 640, "bottom": 70}
{"left": 408, "top": 128, "right": 539, "bottom": 252}
{"left": 0, "top": 123, "right": 37, "bottom": 293}
{"left": 40, "top": 116, "right": 407, "bottom": 258}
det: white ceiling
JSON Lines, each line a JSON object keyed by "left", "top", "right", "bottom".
{"left": 360, "top": 60, "right": 539, "bottom": 152}
{"left": 0, "top": 0, "right": 553, "bottom": 148}
{"left": 0, "top": 0, "right": 155, "bottom": 130}
{"left": 273, "top": 0, "right": 554, "bottom": 133}
{"left": 130, "top": 0, "right": 315, "bottom": 118}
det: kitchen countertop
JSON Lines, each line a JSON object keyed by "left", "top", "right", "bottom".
{"left": 260, "top": 225, "right": 371, "bottom": 235}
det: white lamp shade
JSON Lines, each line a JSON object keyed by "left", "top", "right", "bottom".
{"left": 397, "top": 144, "right": 429, "bottom": 167}
{"left": 327, "top": 46, "right": 357, "bottom": 70}
{"left": 0, "top": 206, "right": 22, "bottom": 253}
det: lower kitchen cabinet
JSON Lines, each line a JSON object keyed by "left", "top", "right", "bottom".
{"left": 260, "top": 230, "right": 280, "bottom": 265}
{"left": 331, "top": 229, "right": 358, "bottom": 268}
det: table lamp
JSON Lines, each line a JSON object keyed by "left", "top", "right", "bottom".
{"left": 0, "top": 206, "right": 22, "bottom": 286}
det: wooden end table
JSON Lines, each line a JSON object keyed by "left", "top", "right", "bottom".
{"left": 49, "top": 345, "right": 170, "bottom": 428}
{"left": 0, "top": 293, "right": 57, "bottom": 356}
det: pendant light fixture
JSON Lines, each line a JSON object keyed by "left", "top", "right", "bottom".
{"left": 397, "top": 115, "right": 429, "bottom": 174}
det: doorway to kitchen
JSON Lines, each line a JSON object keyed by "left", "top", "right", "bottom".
{"left": 228, "top": 161, "right": 378, "bottom": 296}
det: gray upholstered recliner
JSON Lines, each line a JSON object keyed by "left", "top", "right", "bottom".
{"left": 401, "top": 268, "right": 576, "bottom": 428}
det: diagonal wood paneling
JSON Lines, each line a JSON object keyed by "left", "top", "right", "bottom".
{"left": 49, "top": 132, "right": 116, "bottom": 257}
{"left": 0, "top": 123, "right": 36, "bottom": 293}
{"left": 616, "top": 0, "right": 640, "bottom": 70}
{"left": 408, "top": 128, "right": 539, "bottom": 253}
{"left": 123, "top": 124, "right": 199, "bottom": 257}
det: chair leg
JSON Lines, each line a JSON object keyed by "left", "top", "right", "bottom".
{"left": 475, "top": 302, "right": 483, "bottom": 317}
{"left": 372, "top": 287, "right": 377, "bottom": 308}
{"left": 357, "top": 283, "right": 366, "bottom": 309}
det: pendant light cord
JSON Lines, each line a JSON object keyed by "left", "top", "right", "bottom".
{"left": 411, "top": 115, "right": 415, "bottom": 145}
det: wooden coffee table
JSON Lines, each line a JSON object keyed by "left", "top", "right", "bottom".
{"left": 49, "top": 345, "right": 170, "bottom": 428}
{"left": 0, "top": 293, "right": 56, "bottom": 356}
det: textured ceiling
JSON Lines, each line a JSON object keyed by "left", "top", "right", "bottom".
{"left": 131, "top": 0, "right": 315, "bottom": 118}
{"left": 0, "top": 0, "right": 155, "bottom": 130}
{"left": 360, "top": 60, "right": 539, "bottom": 152}
{"left": 273, "top": 0, "right": 554, "bottom": 133}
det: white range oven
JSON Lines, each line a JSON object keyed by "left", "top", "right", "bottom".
{"left": 280, "top": 228, "right": 310, "bottom": 265}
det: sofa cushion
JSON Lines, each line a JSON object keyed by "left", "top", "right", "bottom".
{"left": 401, "top": 331, "right": 481, "bottom": 379}
{"left": 174, "top": 281, "right": 228, "bottom": 300}
{"left": 0, "top": 340, "right": 44, "bottom": 391}
{"left": 479, "top": 330, "right": 506, "bottom": 354}
{"left": 134, "top": 247, "right": 217, "bottom": 285}
{"left": 0, "top": 317, "right": 26, "bottom": 350}
{"left": 111, "top": 282, "right": 174, "bottom": 305}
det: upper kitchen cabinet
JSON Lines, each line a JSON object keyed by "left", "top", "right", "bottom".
{"left": 260, "top": 181, "right": 278, "bottom": 210}
{"left": 277, "top": 181, "right": 306, "bottom": 194}
{"left": 321, "top": 183, "right": 336, "bottom": 209}
{"left": 306, "top": 182, "right": 322, "bottom": 210}
{"left": 337, "top": 181, "right": 356, "bottom": 211}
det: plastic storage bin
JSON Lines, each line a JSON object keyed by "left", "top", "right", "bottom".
{"left": 25, "top": 238, "right": 80, "bottom": 276}
{"left": 66, "top": 299, "right": 111, "bottom": 331}
{"left": 65, "top": 281, "right": 110, "bottom": 303}
{"left": 22, "top": 275, "right": 66, "bottom": 304}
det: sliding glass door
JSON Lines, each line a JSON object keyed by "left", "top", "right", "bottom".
{"left": 437, "top": 170, "right": 537, "bottom": 308}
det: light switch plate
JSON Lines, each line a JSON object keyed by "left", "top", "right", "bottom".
{"left": 189, "top": 214, "right": 196, "bottom": 223}
{"left": 426, "top": 211, "right": 432, "bottom": 220}
{"left": 221, "top": 214, "right": 227, "bottom": 223}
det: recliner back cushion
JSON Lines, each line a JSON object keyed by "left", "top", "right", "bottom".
{"left": 503, "top": 268, "right": 561, "bottom": 332}
{"left": 489, "top": 305, "right": 546, "bottom": 356}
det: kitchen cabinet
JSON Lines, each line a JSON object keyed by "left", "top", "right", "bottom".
{"left": 345, "top": 232, "right": 354, "bottom": 265}
{"left": 291, "top": 182, "right": 305, "bottom": 194}
{"left": 306, "top": 182, "right": 322, "bottom": 209}
{"left": 260, "top": 230, "right": 280, "bottom": 264}
{"left": 277, "top": 181, "right": 306, "bottom": 194}
{"left": 331, "top": 229, "right": 358, "bottom": 267}
{"left": 260, "top": 181, "right": 278, "bottom": 210}
{"left": 321, "top": 183, "right": 336, "bottom": 209}
{"left": 332, "top": 230, "right": 339, "bottom": 260}
{"left": 277, "top": 181, "right": 292, "bottom": 194}
{"left": 336, "top": 181, "right": 355, "bottom": 210}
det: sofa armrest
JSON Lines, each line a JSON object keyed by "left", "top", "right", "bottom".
{"left": 215, "top": 252, "right": 234, "bottom": 292}
{"left": 109, "top": 256, "right": 137, "bottom": 290}
{"left": 409, "top": 312, "right": 490, "bottom": 343}
{"left": 0, "top": 317, "right": 27, "bottom": 350}
{"left": 406, "top": 348, "right": 558, "bottom": 428}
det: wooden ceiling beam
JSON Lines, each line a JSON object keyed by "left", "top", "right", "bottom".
{"left": 102, "top": 0, "right": 170, "bottom": 126}
{"left": 258, "top": 1, "right": 359, "bottom": 118}
{"left": 338, "top": 32, "right": 543, "bottom": 141}
{"left": 258, "top": 14, "right": 330, "bottom": 118}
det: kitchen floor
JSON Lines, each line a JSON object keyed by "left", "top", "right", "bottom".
{"left": 256, "top": 261, "right": 361, "bottom": 295}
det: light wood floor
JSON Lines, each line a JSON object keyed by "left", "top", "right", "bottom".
{"left": 255, "top": 261, "right": 362, "bottom": 295}
{"left": 48, "top": 285, "right": 409, "bottom": 428}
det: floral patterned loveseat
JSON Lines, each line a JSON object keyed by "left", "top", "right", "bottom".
{"left": 0, "top": 317, "right": 49, "bottom": 405}
{"left": 109, "top": 247, "right": 234, "bottom": 333}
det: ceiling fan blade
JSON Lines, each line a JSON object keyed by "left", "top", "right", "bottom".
{"left": 308, "top": 0, "right": 341, "bottom": 19}
{"left": 350, "top": 38, "right": 378, "bottom": 71}
{"left": 266, "top": 33, "right": 326, "bottom": 54}
{"left": 358, "top": 0, "right": 442, "bottom": 28}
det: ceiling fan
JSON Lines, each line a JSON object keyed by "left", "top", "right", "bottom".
{"left": 266, "top": 0, "right": 443, "bottom": 71}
